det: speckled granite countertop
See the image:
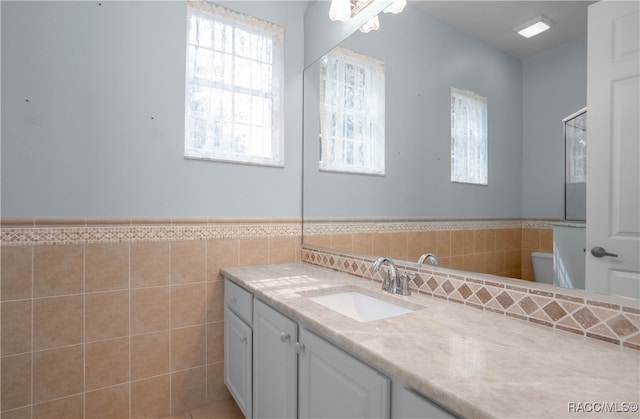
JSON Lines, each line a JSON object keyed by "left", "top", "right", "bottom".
{"left": 221, "top": 263, "right": 640, "bottom": 419}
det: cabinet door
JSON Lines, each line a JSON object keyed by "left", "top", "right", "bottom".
{"left": 298, "top": 328, "right": 390, "bottom": 419}
{"left": 253, "top": 299, "right": 298, "bottom": 419}
{"left": 224, "top": 307, "right": 252, "bottom": 418}
{"left": 391, "top": 380, "right": 457, "bottom": 419}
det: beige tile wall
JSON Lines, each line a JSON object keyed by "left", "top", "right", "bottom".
{"left": 304, "top": 227, "right": 553, "bottom": 281}
{"left": 0, "top": 218, "right": 301, "bottom": 419}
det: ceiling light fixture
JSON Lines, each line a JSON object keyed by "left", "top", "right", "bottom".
{"left": 329, "top": 0, "right": 352, "bottom": 22}
{"left": 329, "top": 0, "right": 406, "bottom": 33}
{"left": 329, "top": 0, "right": 374, "bottom": 22}
{"left": 514, "top": 15, "right": 554, "bottom": 38}
{"left": 383, "top": 0, "right": 406, "bottom": 15}
{"left": 359, "top": 15, "right": 380, "bottom": 33}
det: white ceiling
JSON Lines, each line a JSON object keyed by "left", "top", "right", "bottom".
{"left": 411, "top": 1, "right": 596, "bottom": 59}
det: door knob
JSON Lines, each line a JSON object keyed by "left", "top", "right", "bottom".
{"left": 590, "top": 246, "right": 618, "bottom": 258}
{"left": 280, "top": 332, "right": 290, "bottom": 343}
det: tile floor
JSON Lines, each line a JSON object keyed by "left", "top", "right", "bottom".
{"left": 163, "top": 398, "right": 244, "bottom": 419}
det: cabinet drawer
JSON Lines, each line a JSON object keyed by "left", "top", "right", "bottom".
{"left": 225, "top": 278, "right": 253, "bottom": 325}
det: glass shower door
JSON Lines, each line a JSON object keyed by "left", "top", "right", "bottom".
{"left": 564, "top": 108, "right": 587, "bottom": 221}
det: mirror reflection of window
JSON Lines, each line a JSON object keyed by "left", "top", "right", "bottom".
{"left": 319, "top": 46, "right": 385, "bottom": 175}
{"left": 450, "top": 87, "right": 488, "bottom": 185}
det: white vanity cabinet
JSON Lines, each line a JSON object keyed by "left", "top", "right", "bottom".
{"left": 224, "top": 280, "right": 253, "bottom": 418}
{"left": 252, "top": 299, "right": 298, "bottom": 418}
{"left": 298, "top": 328, "right": 390, "bottom": 419}
{"left": 224, "top": 277, "right": 454, "bottom": 419}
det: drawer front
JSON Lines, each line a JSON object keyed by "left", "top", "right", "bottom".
{"left": 225, "top": 278, "right": 253, "bottom": 324}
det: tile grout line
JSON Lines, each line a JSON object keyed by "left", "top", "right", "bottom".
{"left": 168, "top": 241, "right": 173, "bottom": 417}
{"left": 204, "top": 238, "right": 209, "bottom": 408}
{"left": 128, "top": 241, "right": 132, "bottom": 419}
{"left": 83, "top": 243, "right": 86, "bottom": 419}
{"left": 30, "top": 245, "right": 34, "bottom": 419}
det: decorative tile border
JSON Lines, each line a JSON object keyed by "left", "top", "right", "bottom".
{"left": 302, "top": 245, "right": 640, "bottom": 351}
{"left": 0, "top": 218, "right": 302, "bottom": 246}
{"left": 1, "top": 216, "right": 557, "bottom": 246}
{"left": 303, "top": 217, "right": 557, "bottom": 235}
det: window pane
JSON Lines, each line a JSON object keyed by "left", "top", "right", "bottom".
{"left": 319, "top": 46, "right": 385, "bottom": 175}
{"left": 197, "top": 17, "right": 213, "bottom": 48}
{"left": 451, "top": 87, "right": 488, "bottom": 185}
{"left": 194, "top": 48, "right": 214, "bottom": 81}
{"left": 185, "top": 3, "right": 284, "bottom": 166}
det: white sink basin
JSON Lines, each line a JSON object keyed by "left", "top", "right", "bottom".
{"left": 309, "top": 291, "right": 414, "bottom": 322}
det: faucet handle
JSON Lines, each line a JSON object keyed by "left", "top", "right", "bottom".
{"left": 398, "top": 271, "right": 414, "bottom": 296}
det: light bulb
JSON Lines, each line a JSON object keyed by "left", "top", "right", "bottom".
{"left": 359, "top": 15, "right": 380, "bottom": 33}
{"left": 384, "top": 0, "right": 406, "bottom": 14}
{"left": 329, "top": 0, "right": 351, "bottom": 22}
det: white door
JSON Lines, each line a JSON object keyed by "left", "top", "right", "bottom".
{"left": 586, "top": 1, "right": 640, "bottom": 299}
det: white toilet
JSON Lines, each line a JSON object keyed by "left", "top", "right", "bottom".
{"left": 531, "top": 252, "right": 554, "bottom": 284}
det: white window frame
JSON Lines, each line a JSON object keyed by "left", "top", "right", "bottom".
{"left": 319, "top": 46, "right": 385, "bottom": 175}
{"left": 450, "top": 87, "right": 488, "bottom": 185}
{"left": 185, "top": 2, "right": 285, "bottom": 167}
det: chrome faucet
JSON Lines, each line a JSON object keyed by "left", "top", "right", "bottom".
{"left": 372, "top": 257, "right": 411, "bottom": 295}
{"left": 416, "top": 252, "right": 439, "bottom": 267}
{"left": 372, "top": 256, "right": 398, "bottom": 292}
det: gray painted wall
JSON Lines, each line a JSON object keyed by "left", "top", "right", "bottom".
{"left": 1, "top": 1, "right": 587, "bottom": 219}
{"left": 522, "top": 35, "right": 588, "bottom": 219}
{"left": 1, "top": 0, "right": 306, "bottom": 217}
{"left": 303, "top": 5, "right": 524, "bottom": 218}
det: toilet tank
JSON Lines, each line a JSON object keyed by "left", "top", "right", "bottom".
{"left": 552, "top": 224, "right": 586, "bottom": 290}
{"left": 531, "top": 252, "right": 554, "bottom": 284}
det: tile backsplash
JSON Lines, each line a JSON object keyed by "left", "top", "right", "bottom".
{"left": 302, "top": 245, "right": 640, "bottom": 351}
{"left": 0, "top": 217, "right": 301, "bottom": 419}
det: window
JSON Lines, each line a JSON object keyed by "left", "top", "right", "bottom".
{"left": 319, "top": 46, "right": 385, "bottom": 175}
{"left": 450, "top": 87, "right": 488, "bottom": 185}
{"left": 185, "top": 2, "right": 285, "bottom": 166}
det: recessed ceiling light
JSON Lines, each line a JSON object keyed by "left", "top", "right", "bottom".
{"left": 514, "top": 15, "right": 554, "bottom": 38}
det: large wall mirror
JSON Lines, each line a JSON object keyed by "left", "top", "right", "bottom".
{"left": 301, "top": 1, "right": 640, "bottom": 301}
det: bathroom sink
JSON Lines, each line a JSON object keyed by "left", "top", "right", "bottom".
{"left": 309, "top": 291, "right": 414, "bottom": 322}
